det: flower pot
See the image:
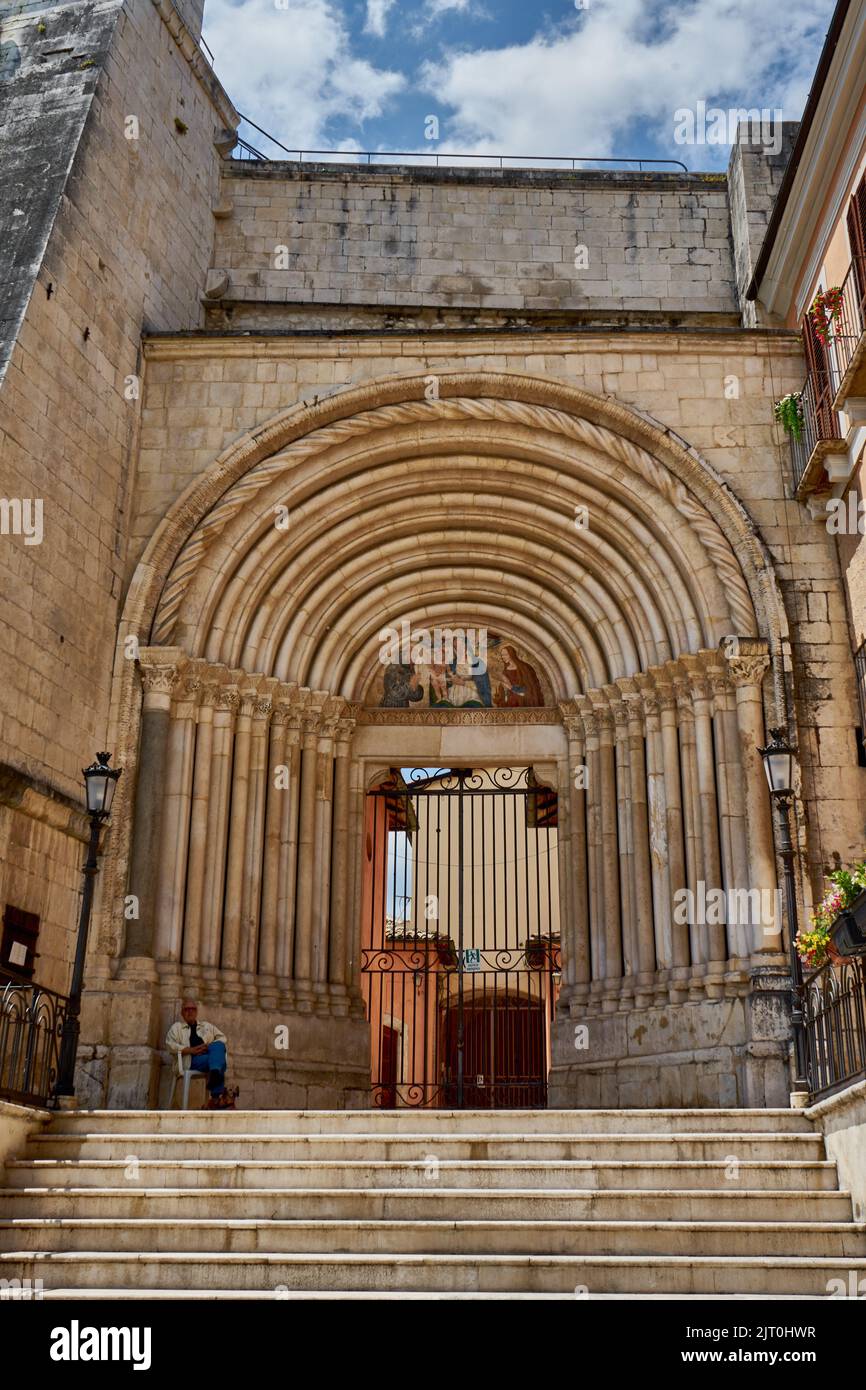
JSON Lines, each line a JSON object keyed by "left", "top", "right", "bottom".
{"left": 830, "top": 888, "right": 866, "bottom": 958}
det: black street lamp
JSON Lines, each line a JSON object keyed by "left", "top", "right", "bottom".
{"left": 55, "top": 753, "right": 122, "bottom": 1101}
{"left": 757, "top": 728, "right": 809, "bottom": 1095}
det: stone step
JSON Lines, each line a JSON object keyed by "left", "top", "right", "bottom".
{"left": 45, "top": 1108, "right": 815, "bottom": 1136}
{"left": 2, "top": 1158, "right": 838, "bottom": 1191}
{"left": 4, "top": 1250, "right": 865, "bottom": 1295}
{"left": 15, "top": 1289, "right": 834, "bottom": 1301}
{"left": 23, "top": 1132, "right": 825, "bottom": 1163}
{"left": 3, "top": 1216, "right": 864, "bottom": 1257}
{"left": 0, "top": 1185, "right": 850, "bottom": 1222}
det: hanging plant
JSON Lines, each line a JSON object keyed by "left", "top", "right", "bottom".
{"left": 773, "top": 391, "right": 804, "bottom": 441}
{"left": 808, "top": 286, "right": 844, "bottom": 346}
{"left": 796, "top": 860, "right": 866, "bottom": 969}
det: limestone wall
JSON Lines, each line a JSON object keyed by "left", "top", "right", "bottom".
{"left": 207, "top": 166, "right": 739, "bottom": 327}
{"left": 0, "top": 1, "right": 234, "bottom": 945}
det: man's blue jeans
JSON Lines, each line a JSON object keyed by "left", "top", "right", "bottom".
{"left": 189, "top": 1040, "right": 226, "bottom": 1096}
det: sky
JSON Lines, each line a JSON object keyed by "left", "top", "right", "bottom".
{"left": 201, "top": 0, "right": 837, "bottom": 169}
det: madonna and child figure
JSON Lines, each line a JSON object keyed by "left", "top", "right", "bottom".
{"left": 374, "top": 632, "right": 545, "bottom": 709}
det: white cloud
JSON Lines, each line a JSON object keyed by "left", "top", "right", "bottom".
{"left": 419, "top": 0, "right": 834, "bottom": 166}
{"left": 365, "top": 0, "right": 396, "bottom": 38}
{"left": 203, "top": 0, "right": 406, "bottom": 150}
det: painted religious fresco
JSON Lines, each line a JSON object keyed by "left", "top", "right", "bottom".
{"left": 367, "top": 626, "right": 547, "bottom": 708}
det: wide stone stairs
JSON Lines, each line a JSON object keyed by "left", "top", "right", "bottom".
{"left": 1, "top": 1107, "right": 865, "bottom": 1298}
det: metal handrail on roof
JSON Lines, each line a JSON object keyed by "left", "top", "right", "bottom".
{"left": 232, "top": 113, "right": 689, "bottom": 173}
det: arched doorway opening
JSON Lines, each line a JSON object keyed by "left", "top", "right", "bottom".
{"left": 360, "top": 767, "right": 561, "bottom": 1108}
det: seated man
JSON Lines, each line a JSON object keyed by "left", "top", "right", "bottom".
{"left": 165, "top": 999, "right": 237, "bottom": 1109}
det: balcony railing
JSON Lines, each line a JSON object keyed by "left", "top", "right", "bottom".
{"left": 0, "top": 977, "right": 68, "bottom": 1108}
{"left": 790, "top": 367, "right": 843, "bottom": 493}
{"left": 831, "top": 255, "right": 866, "bottom": 405}
{"left": 802, "top": 955, "right": 866, "bottom": 1101}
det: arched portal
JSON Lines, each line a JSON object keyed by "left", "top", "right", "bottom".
{"left": 101, "top": 373, "right": 794, "bottom": 1110}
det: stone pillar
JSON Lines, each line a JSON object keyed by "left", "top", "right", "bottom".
{"left": 638, "top": 675, "right": 672, "bottom": 986}
{"left": 708, "top": 662, "right": 751, "bottom": 963}
{"left": 294, "top": 706, "right": 321, "bottom": 1012}
{"left": 312, "top": 704, "right": 341, "bottom": 1003}
{"left": 577, "top": 699, "right": 604, "bottom": 995}
{"left": 154, "top": 666, "right": 202, "bottom": 966}
{"left": 619, "top": 680, "right": 656, "bottom": 1005}
{"left": 725, "top": 642, "right": 783, "bottom": 955}
{"left": 328, "top": 714, "right": 356, "bottom": 1011}
{"left": 239, "top": 689, "right": 275, "bottom": 995}
{"left": 684, "top": 657, "right": 726, "bottom": 988}
{"left": 609, "top": 694, "right": 636, "bottom": 1003}
{"left": 560, "top": 706, "right": 590, "bottom": 1001}
{"left": 655, "top": 673, "right": 690, "bottom": 999}
{"left": 124, "top": 649, "right": 183, "bottom": 958}
{"left": 277, "top": 712, "right": 303, "bottom": 989}
{"left": 221, "top": 683, "right": 259, "bottom": 1000}
{"left": 259, "top": 698, "right": 290, "bottom": 996}
{"left": 200, "top": 684, "right": 238, "bottom": 977}
{"left": 674, "top": 671, "right": 701, "bottom": 987}
{"left": 594, "top": 700, "right": 622, "bottom": 1006}
{"left": 182, "top": 680, "right": 220, "bottom": 977}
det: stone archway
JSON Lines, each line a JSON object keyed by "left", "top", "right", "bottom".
{"left": 90, "top": 372, "right": 795, "bottom": 1109}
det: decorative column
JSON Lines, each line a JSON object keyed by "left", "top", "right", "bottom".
{"left": 328, "top": 711, "right": 357, "bottom": 1014}
{"left": 277, "top": 708, "right": 304, "bottom": 991}
{"left": 559, "top": 704, "right": 590, "bottom": 1004}
{"left": 311, "top": 699, "right": 342, "bottom": 1005}
{"left": 200, "top": 683, "right": 238, "bottom": 979}
{"left": 619, "top": 679, "right": 656, "bottom": 1006}
{"left": 608, "top": 692, "right": 636, "bottom": 1004}
{"left": 293, "top": 699, "right": 322, "bottom": 1012}
{"left": 576, "top": 698, "right": 604, "bottom": 998}
{"left": 637, "top": 674, "right": 672, "bottom": 989}
{"left": 673, "top": 669, "right": 703, "bottom": 995}
{"left": 182, "top": 680, "right": 221, "bottom": 978}
{"left": 654, "top": 671, "right": 690, "bottom": 999}
{"left": 724, "top": 641, "right": 783, "bottom": 955}
{"left": 239, "top": 687, "right": 275, "bottom": 997}
{"left": 155, "top": 664, "right": 204, "bottom": 967}
{"left": 683, "top": 656, "right": 726, "bottom": 990}
{"left": 708, "top": 660, "right": 751, "bottom": 963}
{"left": 593, "top": 698, "right": 622, "bottom": 1007}
{"left": 125, "top": 648, "right": 183, "bottom": 958}
{"left": 221, "top": 681, "right": 260, "bottom": 1001}
{"left": 258, "top": 695, "right": 291, "bottom": 1002}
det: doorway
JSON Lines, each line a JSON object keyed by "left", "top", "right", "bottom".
{"left": 359, "top": 767, "right": 561, "bottom": 1108}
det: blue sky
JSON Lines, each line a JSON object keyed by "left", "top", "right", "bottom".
{"left": 202, "top": 0, "right": 836, "bottom": 168}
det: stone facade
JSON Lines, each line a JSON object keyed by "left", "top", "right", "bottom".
{"left": 2, "top": 1, "right": 865, "bottom": 1110}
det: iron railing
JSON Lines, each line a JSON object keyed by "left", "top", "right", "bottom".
{"left": 830, "top": 255, "right": 866, "bottom": 392}
{"left": 790, "top": 367, "right": 842, "bottom": 491}
{"left": 802, "top": 955, "right": 866, "bottom": 1100}
{"left": 0, "top": 977, "right": 68, "bottom": 1108}
{"left": 229, "top": 115, "right": 689, "bottom": 172}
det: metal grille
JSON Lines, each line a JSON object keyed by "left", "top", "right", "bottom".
{"left": 0, "top": 978, "right": 67, "bottom": 1108}
{"left": 855, "top": 640, "right": 866, "bottom": 734}
{"left": 803, "top": 956, "right": 866, "bottom": 1100}
{"left": 360, "top": 767, "right": 561, "bottom": 1108}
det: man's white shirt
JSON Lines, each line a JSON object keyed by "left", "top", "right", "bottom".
{"left": 165, "top": 1019, "right": 227, "bottom": 1062}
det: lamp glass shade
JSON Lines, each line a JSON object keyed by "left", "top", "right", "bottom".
{"left": 760, "top": 745, "right": 794, "bottom": 795}
{"left": 83, "top": 753, "right": 121, "bottom": 816}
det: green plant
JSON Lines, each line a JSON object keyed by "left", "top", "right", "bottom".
{"left": 773, "top": 391, "right": 804, "bottom": 442}
{"left": 797, "top": 860, "right": 866, "bottom": 969}
{"left": 174, "top": 117, "right": 189, "bottom": 134}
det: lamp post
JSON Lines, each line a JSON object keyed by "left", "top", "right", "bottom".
{"left": 757, "top": 728, "right": 809, "bottom": 1095}
{"left": 55, "top": 752, "right": 121, "bottom": 1101}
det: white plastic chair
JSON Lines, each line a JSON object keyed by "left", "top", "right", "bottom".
{"left": 176, "top": 1048, "right": 229, "bottom": 1110}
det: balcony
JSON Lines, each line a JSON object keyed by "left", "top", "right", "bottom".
{"left": 790, "top": 368, "right": 847, "bottom": 498}
{"left": 832, "top": 255, "right": 866, "bottom": 409}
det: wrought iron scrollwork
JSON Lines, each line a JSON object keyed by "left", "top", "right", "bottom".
{"left": 802, "top": 955, "right": 866, "bottom": 1099}
{"left": 0, "top": 978, "right": 68, "bottom": 1108}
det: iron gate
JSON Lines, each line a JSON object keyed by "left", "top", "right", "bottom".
{"left": 360, "top": 767, "right": 561, "bottom": 1108}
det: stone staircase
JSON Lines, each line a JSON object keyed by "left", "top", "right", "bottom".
{"left": 1, "top": 1107, "right": 865, "bottom": 1299}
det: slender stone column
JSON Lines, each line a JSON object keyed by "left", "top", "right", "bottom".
{"left": 125, "top": 649, "right": 183, "bottom": 958}
{"left": 674, "top": 672, "right": 702, "bottom": 990}
{"left": 200, "top": 685, "right": 238, "bottom": 973}
{"left": 608, "top": 694, "right": 635, "bottom": 999}
{"left": 725, "top": 643, "right": 783, "bottom": 955}
{"left": 294, "top": 705, "right": 321, "bottom": 1012}
{"left": 560, "top": 705, "right": 590, "bottom": 999}
{"left": 577, "top": 699, "right": 604, "bottom": 994}
{"left": 259, "top": 699, "right": 290, "bottom": 987}
{"left": 345, "top": 759, "right": 368, "bottom": 1009}
{"left": 277, "top": 713, "right": 303, "bottom": 988}
{"left": 655, "top": 674, "right": 689, "bottom": 994}
{"left": 328, "top": 714, "right": 356, "bottom": 1007}
{"left": 619, "top": 680, "right": 655, "bottom": 1004}
{"left": 154, "top": 666, "right": 201, "bottom": 963}
{"left": 312, "top": 706, "right": 340, "bottom": 999}
{"left": 221, "top": 684, "right": 259, "bottom": 992}
{"left": 638, "top": 675, "right": 672, "bottom": 984}
{"left": 593, "top": 700, "right": 622, "bottom": 1004}
{"left": 684, "top": 658, "right": 726, "bottom": 992}
{"left": 708, "top": 663, "right": 751, "bottom": 962}
{"left": 239, "top": 691, "right": 274, "bottom": 992}
{"left": 182, "top": 681, "right": 220, "bottom": 971}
